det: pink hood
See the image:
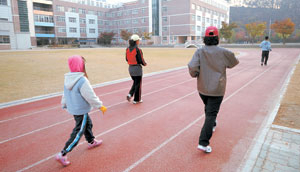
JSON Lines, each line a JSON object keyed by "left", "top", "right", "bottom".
{"left": 68, "top": 55, "right": 84, "bottom": 72}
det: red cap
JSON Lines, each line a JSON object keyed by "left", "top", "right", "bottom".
{"left": 205, "top": 26, "right": 219, "bottom": 37}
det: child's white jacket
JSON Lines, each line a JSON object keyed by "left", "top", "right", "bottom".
{"left": 61, "top": 72, "right": 103, "bottom": 115}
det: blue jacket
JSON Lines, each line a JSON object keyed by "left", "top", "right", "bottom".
{"left": 260, "top": 40, "right": 272, "bottom": 51}
{"left": 61, "top": 72, "right": 103, "bottom": 115}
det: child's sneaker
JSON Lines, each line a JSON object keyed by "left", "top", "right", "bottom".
{"left": 197, "top": 145, "right": 212, "bottom": 153}
{"left": 55, "top": 152, "right": 70, "bottom": 166}
{"left": 133, "top": 100, "right": 143, "bottom": 104}
{"left": 126, "top": 94, "right": 132, "bottom": 102}
{"left": 88, "top": 139, "right": 103, "bottom": 149}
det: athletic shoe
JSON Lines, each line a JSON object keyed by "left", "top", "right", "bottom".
{"left": 261, "top": 62, "right": 263, "bottom": 66}
{"left": 55, "top": 152, "right": 70, "bottom": 166}
{"left": 197, "top": 145, "right": 212, "bottom": 153}
{"left": 88, "top": 139, "right": 103, "bottom": 149}
{"left": 133, "top": 100, "right": 143, "bottom": 104}
{"left": 213, "top": 126, "right": 216, "bottom": 132}
{"left": 127, "top": 94, "right": 132, "bottom": 102}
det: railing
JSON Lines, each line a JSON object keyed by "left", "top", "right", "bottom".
{"left": 33, "top": 7, "right": 53, "bottom": 12}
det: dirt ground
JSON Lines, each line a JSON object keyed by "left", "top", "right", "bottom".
{"left": 0, "top": 48, "right": 299, "bottom": 129}
{"left": 273, "top": 57, "right": 300, "bottom": 129}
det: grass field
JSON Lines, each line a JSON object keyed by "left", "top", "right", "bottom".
{"left": 0, "top": 48, "right": 196, "bottom": 103}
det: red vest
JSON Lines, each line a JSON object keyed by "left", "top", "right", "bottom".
{"left": 126, "top": 48, "right": 138, "bottom": 65}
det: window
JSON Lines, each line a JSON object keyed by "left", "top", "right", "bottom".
{"left": 56, "top": 5, "right": 64, "bottom": 12}
{"left": 89, "top": 28, "right": 95, "bottom": 33}
{"left": 79, "top": 8, "right": 86, "bottom": 14}
{"left": 97, "top": 11, "right": 103, "bottom": 16}
{"left": 132, "top": 9, "right": 138, "bottom": 15}
{"left": 163, "top": 17, "right": 167, "bottom": 22}
{"left": 133, "top": 28, "right": 138, "bottom": 33}
{"left": 162, "top": 7, "right": 167, "bottom": 12}
{"left": 57, "top": 16, "right": 65, "bottom": 22}
{"left": 69, "top": 27, "right": 77, "bottom": 33}
{"left": 191, "top": 26, "right": 195, "bottom": 31}
{"left": 69, "top": 17, "right": 76, "bottom": 23}
{"left": 80, "top": 18, "right": 86, "bottom": 24}
{"left": 197, "top": 5, "right": 200, "bottom": 10}
{"left": 192, "top": 15, "right": 195, "bottom": 21}
{"left": 141, "top": 18, "right": 146, "bottom": 23}
{"left": 0, "top": 0, "right": 7, "bottom": 5}
{"left": 197, "top": 26, "right": 201, "bottom": 31}
{"left": 68, "top": 7, "right": 76, "bottom": 13}
{"left": 132, "top": 19, "right": 138, "bottom": 24}
{"left": 163, "top": 27, "right": 167, "bottom": 32}
{"left": 197, "top": 15, "right": 201, "bottom": 21}
{"left": 89, "top": 19, "right": 95, "bottom": 24}
{"left": 163, "top": 37, "right": 167, "bottom": 41}
{"left": 88, "top": 10, "right": 95, "bottom": 15}
{"left": 80, "top": 28, "right": 86, "bottom": 33}
{"left": 141, "top": 8, "right": 146, "bottom": 14}
{"left": 58, "top": 27, "right": 66, "bottom": 33}
{"left": 0, "top": 35, "right": 10, "bottom": 44}
{"left": 191, "top": 3, "right": 195, "bottom": 10}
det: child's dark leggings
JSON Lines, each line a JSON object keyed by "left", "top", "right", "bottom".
{"left": 61, "top": 113, "right": 95, "bottom": 156}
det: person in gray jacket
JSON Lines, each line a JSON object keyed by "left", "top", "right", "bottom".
{"left": 56, "top": 55, "right": 107, "bottom": 166}
{"left": 188, "top": 26, "right": 239, "bottom": 153}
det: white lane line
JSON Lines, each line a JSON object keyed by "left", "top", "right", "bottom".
{"left": 0, "top": 67, "right": 186, "bottom": 109}
{"left": 16, "top": 65, "right": 254, "bottom": 172}
{"left": 0, "top": 78, "right": 194, "bottom": 144}
{"left": 122, "top": 58, "right": 283, "bottom": 172}
{"left": 16, "top": 91, "right": 197, "bottom": 172}
{"left": 0, "top": 71, "right": 187, "bottom": 123}
{"left": 1, "top": 66, "right": 253, "bottom": 144}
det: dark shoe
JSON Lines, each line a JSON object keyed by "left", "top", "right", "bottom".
{"left": 127, "top": 94, "right": 132, "bottom": 102}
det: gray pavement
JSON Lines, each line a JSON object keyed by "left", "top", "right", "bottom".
{"left": 252, "top": 125, "right": 300, "bottom": 172}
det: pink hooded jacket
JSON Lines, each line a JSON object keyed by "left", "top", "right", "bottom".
{"left": 68, "top": 55, "right": 84, "bottom": 72}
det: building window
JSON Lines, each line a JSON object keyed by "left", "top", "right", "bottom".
{"left": 68, "top": 7, "right": 76, "bottom": 13}
{"left": 89, "top": 28, "right": 95, "bottom": 33}
{"left": 191, "top": 26, "right": 195, "bottom": 31}
{"left": 58, "top": 27, "right": 66, "bottom": 33}
{"left": 69, "top": 27, "right": 77, "bottom": 33}
{"left": 89, "top": 19, "right": 95, "bottom": 24}
{"left": 57, "top": 16, "right": 65, "bottom": 22}
{"left": 80, "top": 18, "right": 86, "bottom": 24}
{"left": 141, "top": 18, "right": 146, "bottom": 23}
{"left": 132, "top": 9, "right": 138, "bottom": 15}
{"left": 18, "top": 0, "right": 29, "bottom": 32}
{"left": 162, "top": 17, "right": 167, "bottom": 22}
{"left": 163, "top": 27, "right": 167, "bottom": 32}
{"left": 141, "top": 8, "right": 146, "bottom": 14}
{"left": 56, "top": 5, "right": 64, "bottom": 12}
{"left": 132, "top": 19, "right": 138, "bottom": 24}
{"left": 0, "top": 35, "right": 10, "bottom": 44}
{"left": 191, "top": 3, "right": 195, "bottom": 10}
{"left": 197, "top": 26, "right": 201, "bottom": 31}
{"left": 35, "top": 15, "right": 54, "bottom": 23}
{"left": 162, "top": 7, "right": 167, "bottom": 12}
{"left": 192, "top": 15, "right": 195, "bottom": 21}
{"left": 0, "top": 0, "right": 7, "bottom": 5}
{"left": 80, "top": 28, "right": 86, "bottom": 33}
{"left": 197, "top": 15, "right": 201, "bottom": 21}
{"left": 88, "top": 10, "right": 95, "bottom": 15}
{"left": 97, "top": 11, "right": 103, "bottom": 16}
{"left": 133, "top": 28, "right": 138, "bottom": 33}
{"left": 197, "top": 5, "right": 200, "bottom": 10}
{"left": 69, "top": 17, "right": 76, "bottom": 23}
{"left": 79, "top": 8, "right": 86, "bottom": 14}
{"left": 163, "top": 36, "right": 167, "bottom": 41}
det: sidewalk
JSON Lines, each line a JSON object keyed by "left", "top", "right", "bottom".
{"left": 252, "top": 125, "right": 300, "bottom": 172}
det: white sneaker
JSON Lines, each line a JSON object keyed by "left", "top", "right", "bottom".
{"left": 133, "top": 100, "right": 143, "bottom": 104}
{"left": 127, "top": 94, "right": 132, "bottom": 102}
{"left": 212, "top": 126, "right": 216, "bottom": 132}
{"left": 197, "top": 145, "right": 212, "bottom": 153}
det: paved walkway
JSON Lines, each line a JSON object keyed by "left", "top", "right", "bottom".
{"left": 252, "top": 125, "right": 300, "bottom": 172}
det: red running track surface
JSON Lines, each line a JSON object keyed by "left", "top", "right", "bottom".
{"left": 0, "top": 48, "right": 299, "bottom": 172}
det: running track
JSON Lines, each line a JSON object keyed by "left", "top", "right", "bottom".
{"left": 0, "top": 48, "right": 299, "bottom": 172}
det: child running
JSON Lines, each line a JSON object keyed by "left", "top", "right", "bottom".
{"left": 56, "top": 55, "right": 107, "bottom": 166}
{"left": 126, "top": 34, "right": 147, "bottom": 104}
{"left": 188, "top": 26, "right": 239, "bottom": 153}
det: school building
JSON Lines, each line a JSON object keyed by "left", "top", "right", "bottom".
{"left": 0, "top": 0, "right": 230, "bottom": 50}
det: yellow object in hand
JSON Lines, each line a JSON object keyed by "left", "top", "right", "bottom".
{"left": 100, "top": 106, "right": 107, "bottom": 114}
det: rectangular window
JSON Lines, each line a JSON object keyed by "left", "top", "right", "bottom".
{"left": 0, "top": 0, "right": 8, "bottom": 5}
{"left": 97, "top": 11, "right": 103, "bottom": 16}
{"left": 163, "top": 27, "right": 167, "bottom": 32}
{"left": 80, "top": 18, "right": 86, "bottom": 24}
{"left": 69, "top": 17, "right": 76, "bottom": 23}
{"left": 162, "top": 7, "right": 167, "bottom": 12}
{"left": 88, "top": 10, "right": 95, "bottom": 15}
{"left": 69, "top": 27, "right": 77, "bottom": 33}
{"left": 192, "top": 15, "right": 195, "bottom": 21}
{"left": 163, "top": 36, "right": 167, "bottom": 41}
{"left": 68, "top": 7, "right": 76, "bottom": 13}
{"left": 58, "top": 27, "right": 66, "bottom": 33}
{"left": 132, "top": 9, "right": 138, "bottom": 15}
{"left": 80, "top": 27, "right": 86, "bottom": 33}
{"left": 57, "top": 16, "right": 65, "bottom": 22}
{"left": 197, "top": 26, "right": 201, "bottom": 31}
{"left": 18, "top": 0, "right": 29, "bottom": 32}
{"left": 89, "top": 28, "right": 95, "bottom": 33}
{"left": 79, "top": 8, "right": 86, "bottom": 14}
{"left": 141, "top": 18, "right": 146, "bottom": 23}
{"left": 56, "top": 5, "right": 64, "bottom": 12}
{"left": 0, "top": 35, "right": 10, "bottom": 44}
{"left": 197, "top": 16, "right": 201, "bottom": 21}
{"left": 191, "top": 3, "right": 195, "bottom": 10}
{"left": 162, "top": 17, "right": 167, "bottom": 22}
{"left": 132, "top": 19, "right": 138, "bottom": 24}
{"left": 89, "top": 19, "right": 95, "bottom": 24}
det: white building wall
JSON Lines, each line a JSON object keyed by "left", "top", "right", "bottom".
{"left": 195, "top": 10, "right": 202, "bottom": 36}
{"left": 86, "top": 14, "right": 98, "bottom": 38}
{"left": 65, "top": 12, "right": 80, "bottom": 38}
{"left": 15, "top": 33, "right": 31, "bottom": 49}
{"left": 27, "top": 0, "right": 36, "bottom": 37}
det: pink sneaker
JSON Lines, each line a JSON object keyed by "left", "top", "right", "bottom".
{"left": 88, "top": 139, "right": 103, "bottom": 149}
{"left": 55, "top": 152, "right": 70, "bottom": 166}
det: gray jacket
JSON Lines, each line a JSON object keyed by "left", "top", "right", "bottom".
{"left": 188, "top": 46, "right": 239, "bottom": 96}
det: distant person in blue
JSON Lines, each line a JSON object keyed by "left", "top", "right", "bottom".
{"left": 259, "top": 36, "right": 272, "bottom": 66}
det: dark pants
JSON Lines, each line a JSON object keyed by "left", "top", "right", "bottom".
{"left": 129, "top": 76, "right": 142, "bottom": 101}
{"left": 261, "top": 51, "right": 269, "bottom": 65}
{"left": 199, "top": 94, "right": 223, "bottom": 146}
{"left": 62, "top": 113, "right": 94, "bottom": 155}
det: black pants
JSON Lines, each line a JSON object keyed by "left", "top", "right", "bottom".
{"left": 199, "top": 94, "right": 223, "bottom": 146}
{"left": 261, "top": 51, "right": 269, "bottom": 65}
{"left": 62, "top": 114, "right": 94, "bottom": 155}
{"left": 129, "top": 76, "right": 142, "bottom": 101}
